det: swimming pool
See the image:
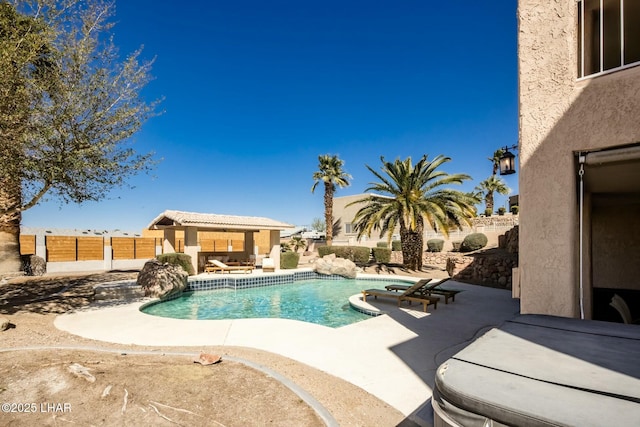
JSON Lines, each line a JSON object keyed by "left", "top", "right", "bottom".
{"left": 141, "top": 278, "right": 411, "bottom": 328}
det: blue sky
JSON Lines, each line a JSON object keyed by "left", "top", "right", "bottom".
{"left": 22, "top": 0, "right": 519, "bottom": 232}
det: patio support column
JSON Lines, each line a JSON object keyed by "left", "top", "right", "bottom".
{"left": 244, "top": 231, "right": 255, "bottom": 259}
{"left": 184, "top": 226, "right": 199, "bottom": 273}
{"left": 163, "top": 228, "right": 176, "bottom": 254}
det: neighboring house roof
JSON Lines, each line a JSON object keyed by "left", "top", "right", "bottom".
{"left": 148, "top": 210, "right": 294, "bottom": 231}
{"left": 281, "top": 226, "right": 307, "bottom": 238}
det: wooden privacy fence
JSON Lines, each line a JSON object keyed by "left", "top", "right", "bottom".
{"left": 20, "top": 235, "right": 160, "bottom": 261}
{"left": 111, "top": 237, "right": 158, "bottom": 260}
{"left": 198, "top": 238, "right": 244, "bottom": 252}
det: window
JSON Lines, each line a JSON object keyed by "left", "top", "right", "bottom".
{"left": 345, "top": 223, "right": 353, "bottom": 234}
{"left": 578, "top": 0, "right": 640, "bottom": 78}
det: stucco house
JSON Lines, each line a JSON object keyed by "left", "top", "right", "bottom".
{"left": 431, "top": 3, "right": 640, "bottom": 425}
{"left": 518, "top": 0, "right": 640, "bottom": 320}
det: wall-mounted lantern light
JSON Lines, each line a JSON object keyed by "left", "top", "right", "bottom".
{"left": 499, "top": 144, "right": 518, "bottom": 175}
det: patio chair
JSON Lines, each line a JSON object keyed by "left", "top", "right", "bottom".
{"left": 206, "top": 259, "right": 254, "bottom": 274}
{"left": 362, "top": 280, "right": 439, "bottom": 312}
{"left": 262, "top": 257, "right": 275, "bottom": 272}
{"left": 385, "top": 278, "right": 460, "bottom": 304}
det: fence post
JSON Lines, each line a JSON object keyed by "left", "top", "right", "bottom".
{"left": 35, "top": 233, "right": 46, "bottom": 261}
{"left": 104, "top": 237, "right": 113, "bottom": 271}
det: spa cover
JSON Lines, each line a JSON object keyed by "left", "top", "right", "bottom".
{"left": 433, "top": 314, "right": 640, "bottom": 426}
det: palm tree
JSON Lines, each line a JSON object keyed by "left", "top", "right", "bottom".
{"left": 476, "top": 176, "right": 511, "bottom": 213}
{"left": 349, "top": 155, "right": 475, "bottom": 270}
{"left": 488, "top": 149, "right": 505, "bottom": 176}
{"left": 311, "top": 155, "right": 351, "bottom": 246}
{"left": 289, "top": 236, "right": 307, "bottom": 253}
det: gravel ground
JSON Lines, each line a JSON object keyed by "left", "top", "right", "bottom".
{"left": 0, "top": 267, "right": 444, "bottom": 426}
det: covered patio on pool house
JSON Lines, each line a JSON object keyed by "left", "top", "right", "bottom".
{"left": 146, "top": 210, "right": 295, "bottom": 273}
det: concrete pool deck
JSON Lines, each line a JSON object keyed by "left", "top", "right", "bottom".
{"left": 54, "top": 276, "right": 520, "bottom": 425}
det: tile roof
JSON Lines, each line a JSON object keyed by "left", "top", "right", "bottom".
{"left": 147, "top": 210, "right": 294, "bottom": 231}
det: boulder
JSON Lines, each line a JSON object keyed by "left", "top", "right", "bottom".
{"left": 500, "top": 225, "right": 519, "bottom": 254}
{"left": 20, "top": 254, "right": 46, "bottom": 276}
{"left": 29, "top": 255, "right": 46, "bottom": 276}
{"left": 314, "top": 254, "right": 357, "bottom": 279}
{"left": 137, "top": 259, "right": 188, "bottom": 299}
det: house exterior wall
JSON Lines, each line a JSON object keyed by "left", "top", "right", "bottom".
{"left": 333, "top": 194, "right": 391, "bottom": 243}
{"left": 518, "top": 1, "right": 640, "bottom": 316}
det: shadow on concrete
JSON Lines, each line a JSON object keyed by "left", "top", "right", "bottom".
{"left": 362, "top": 280, "right": 521, "bottom": 425}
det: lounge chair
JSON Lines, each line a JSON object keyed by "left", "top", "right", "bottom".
{"left": 362, "top": 280, "right": 439, "bottom": 312}
{"left": 385, "top": 278, "right": 460, "bottom": 304}
{"left": 205, "top": 259, "right": 254, "bottom": 274}
{"left": 262, "top": 258, "right": 275, "bottom": 272}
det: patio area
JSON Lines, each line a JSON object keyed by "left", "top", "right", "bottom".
{"left": 54, "top": 274, "right": 520, "bottom": 425}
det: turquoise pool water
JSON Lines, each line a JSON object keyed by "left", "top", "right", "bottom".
{"left": 141, "top": 278, "right": 410, "bottom": 328}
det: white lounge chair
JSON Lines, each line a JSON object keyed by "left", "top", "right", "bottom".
{"left": 205, "top": 259, "right": 254, "bottom": 274}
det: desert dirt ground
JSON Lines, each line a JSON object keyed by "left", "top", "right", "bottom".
{"left": 0, "top": 265, "right": 447, "bottom": 426}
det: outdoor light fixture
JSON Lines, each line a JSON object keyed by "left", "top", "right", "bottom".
{"left": 499, "top": 144, "right": 518, "bottom": 175}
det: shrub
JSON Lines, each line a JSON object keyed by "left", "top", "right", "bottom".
{"left": 317, "top": 246, "right": 332, "bottom": 257}
{"left": 157, "top": 253, "right": 195, "bottom": 275}
{"left": 352, "top": 246, "right": 371, "bottom": 263}
{"left": 451, "top": 241, "right": 462, "bottom": 252}
{"left": 280, "top": 251, "right": 300, "bottom": 269}
{"left": 376, "top": 242, "right": 389, "bottom": 248}
{"left": 484, "top": 208, "right": 493, "bottom": 216}
{"left": 391, "top": 240, "right": 402, "bottom": 251}
{"left": 511, "top": 205, "right": 519, "bottom": 214}
{"left": 426, "top": 239, "right": 444, "bottom": 252}
{"left": 460, "top": 233, "right": 488, "bottom": 252}
{"left": 315, "top": 246, "right": 371, "bottom": 263}
{"left": 372, "top": 247, "right": 391, "bottom": 263}
{"left": 497, "top": 207, "right": 506, "bottom": 216}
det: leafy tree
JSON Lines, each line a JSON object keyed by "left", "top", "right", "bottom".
{"left": 475, "top": 176, "right": 510, "bottom": 213}
{"left": 0, "top": 2, "right": 53, "bottom": 272}
{"left": 311, "top": 154, "right": 351, "bottom": 246}
{"left": 349, "top": 155, "right": 475, "bottom": 270}
{"left": 0, "top": 0, "right": 159, "bottom": 273}
{"left": 489, "top": 149, "right": 504, "bottom": 176}
{"left": 310, "top": 217, "right": 325, "bottom": 232}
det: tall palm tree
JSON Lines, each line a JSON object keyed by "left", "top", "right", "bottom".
{"left": 311, "top": 155, "right": 351, "bottom": 246}
{"left": 476, "top": 175, "right": 511, "bottom": 213}
{"left": 349, "top": 155, "right": 475, "bottom": 270}
{"left": 488, "top": 149, "right": 505, "bottom": 176}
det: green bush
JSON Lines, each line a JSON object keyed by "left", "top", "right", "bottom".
{"left": 511, "top": 205, "right": 519, "bottom": 214}
{"left": 391, "top": 240, "right": 402, "bottom": 251}
{"left": 317, "top": 246, "right": 332, "bottom": 257}
{"left": 372, "top": 247, "right": 391, "bottom": 263}
{"left": 157, "top": 253, "right": 195, "bottom": 276}
{"left": 280, "top": 252, "right": 300, "bottom": 269}
{"left": 426, "top": 239, "right": 444, "bottom": 252}
{"left": 484, "top": 208, "right": 493, "bottom": 216}
{"left": 315, "top": 246, "right": 371, "bottom": 264}
{"left": 497, "top": 207, "right": 506, "bottom": 216}
{"left": 451, "top": 241, "right": 462, "bottom": 252}
{"left": 460, "top": 233, "right": 488, "bottom": 252}
{"left": 376, "top": 242, "right": 389, "bottom": 248}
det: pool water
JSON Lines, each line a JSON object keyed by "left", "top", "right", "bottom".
{"left": 141, "top": 278, "right": 410, "bottom": 328}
